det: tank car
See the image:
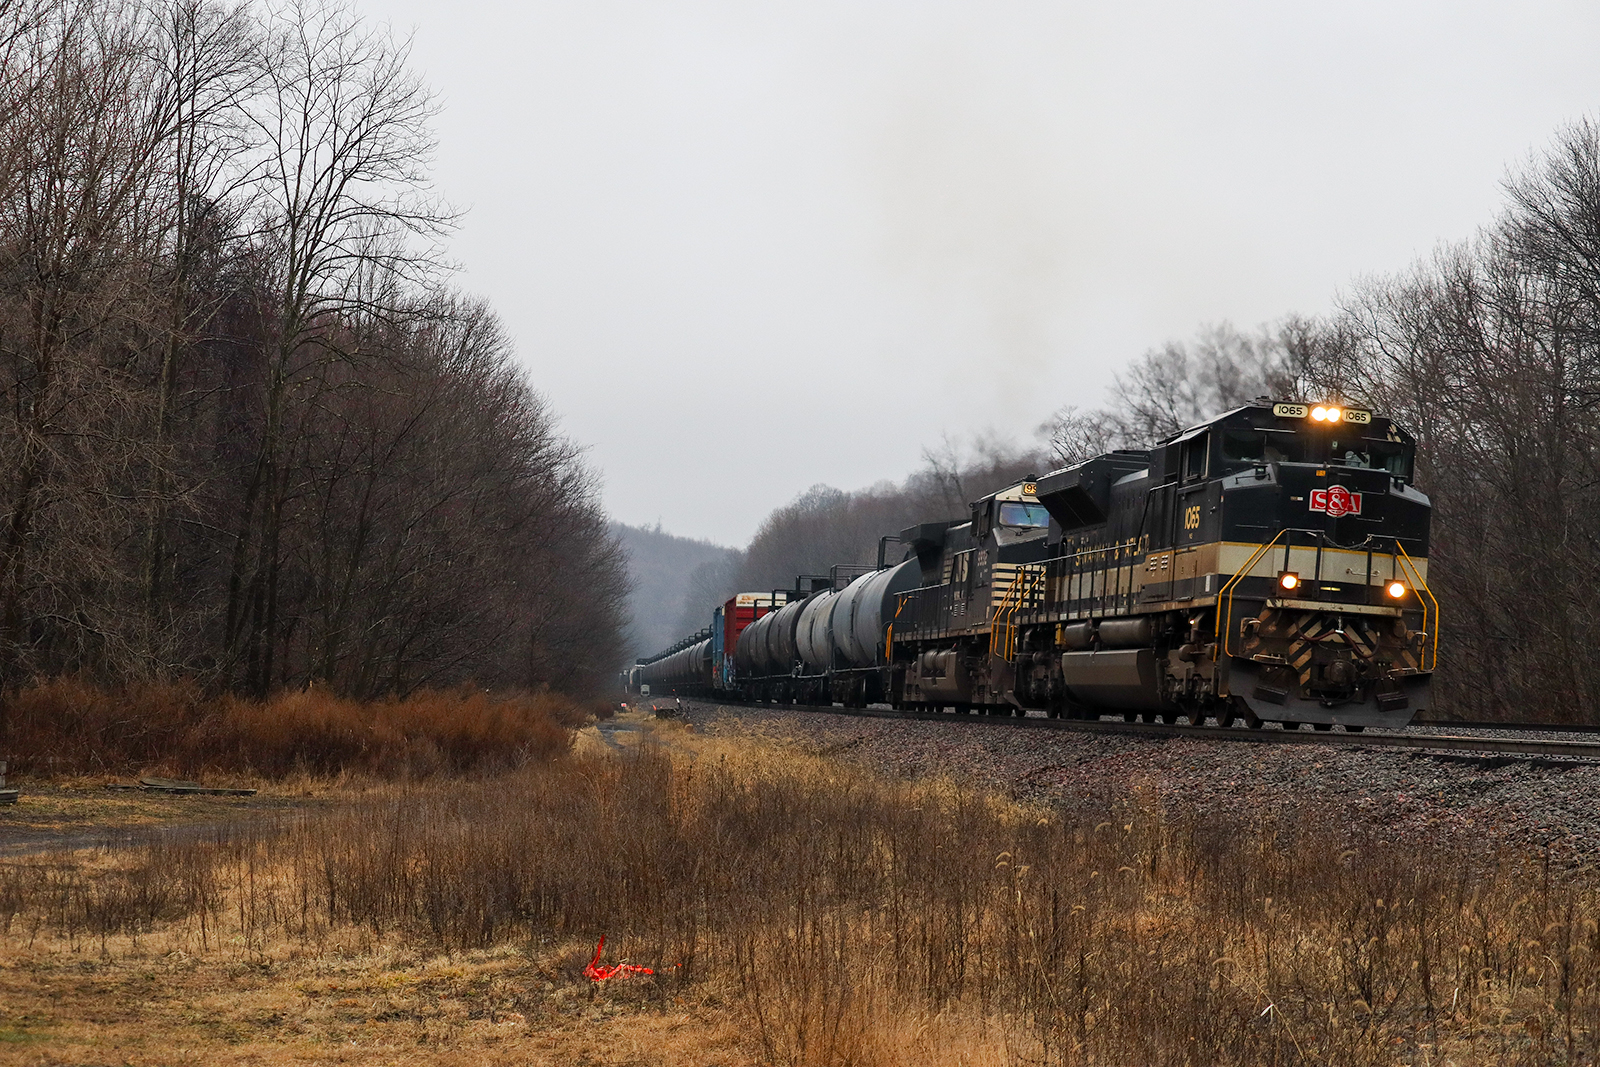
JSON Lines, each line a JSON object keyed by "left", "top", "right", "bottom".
{"left": 635, "top": 630, "right": 713, "bottom": 695}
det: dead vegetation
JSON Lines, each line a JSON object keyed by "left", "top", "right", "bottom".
{"left": 0, "top": 676, "right": 588, "bottom": 779}
{"left": 1, "top": 729, "right": 1596, "bottom": 1066}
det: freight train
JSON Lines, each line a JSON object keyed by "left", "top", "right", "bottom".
{"left": 626, "top": 400, "right": 1436, "bottom": 729}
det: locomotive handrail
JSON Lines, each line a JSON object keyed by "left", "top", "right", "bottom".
{"left": 1217, "top": 529, "right": 1436, "bottom": 668}
{"left": 1216, "top": 528, "right": 1290, "bottom": 659}
{"left": 885, "top": 594, "right": 906, "bottom": 662}
{"left": 1038, "top": 536, "right": 1141, "bottom": 619}
{"left": 990, "top": 564, "right": 1045, "bottom": 661}
{"left": 1394, "top": 542, "right": 1439, "bottom": 672}
{"left": 990, "top": 568, "right": 1026, "bottom": 659}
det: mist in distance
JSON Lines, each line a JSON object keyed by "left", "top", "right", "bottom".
{"left": 355, "top": 0, "right": 1600, "bottom": 545}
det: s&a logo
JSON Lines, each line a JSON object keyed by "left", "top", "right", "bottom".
{"left": 1309, "top": 486, "right": 1362, "bottom": 518}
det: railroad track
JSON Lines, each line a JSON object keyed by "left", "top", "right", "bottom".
{"left": 685, "top": 700, "right": 1600, "bottom": 761}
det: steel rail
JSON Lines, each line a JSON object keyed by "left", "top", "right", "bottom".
{"left": 1412, "top": 718, "right": 1600, "bottom": 735}
{"left": 689, "top": 701, "right": 1600, "bottom": 761}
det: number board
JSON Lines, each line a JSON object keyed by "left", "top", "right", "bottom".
{"left": 1272, "top": 401, "right": 1374, "bottom": 424}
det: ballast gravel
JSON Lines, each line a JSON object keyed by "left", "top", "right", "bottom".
{"left": 666, "top": 700, "right": 1600, "bottom": 867}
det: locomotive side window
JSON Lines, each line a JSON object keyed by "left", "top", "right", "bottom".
{"left": 1181, "top": 433, "right": 1209, "bottom": 482}
{"left": 1221, "top": 429, "right": 1265, "bottom": 463}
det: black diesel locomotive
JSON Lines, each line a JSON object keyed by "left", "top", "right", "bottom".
{"left": 629, "top": 400, "right": 1436, "bottom": 729}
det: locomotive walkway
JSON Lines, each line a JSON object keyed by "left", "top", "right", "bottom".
{"left": 714, "top": 702, "right": 1600, "bottom": 762}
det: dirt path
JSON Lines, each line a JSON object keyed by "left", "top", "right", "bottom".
{"left": 0, "top": 780, "right": 339, "bottom": 857}
{"left": 4, "top": 709, "right": 685, "bottom": 858}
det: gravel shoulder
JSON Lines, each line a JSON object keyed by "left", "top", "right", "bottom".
{"left": 666, "top": 699, "right": 1600, "bottom": 866}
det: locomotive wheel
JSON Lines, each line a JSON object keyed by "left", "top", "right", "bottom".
{"left": 1188, "top": 708, "right": 1208, "bottom": 727}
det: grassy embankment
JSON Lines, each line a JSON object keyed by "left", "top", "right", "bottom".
{"left": 0, "top": 688, "right": 1597, "bottom": 1065}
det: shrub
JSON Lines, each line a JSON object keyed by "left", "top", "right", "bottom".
{"left": 0, "top": 676, "right": 587, "bottom": 779}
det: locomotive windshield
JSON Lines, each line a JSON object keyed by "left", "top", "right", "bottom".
{"left": 1219, "top": 427, "right": 1414, "bottom": 480}
{"left": 997, "top": 502, "right": 1051, "bottom": 528}
{"left": 1221, "top": 428, "right": 1307, "bottom": 466}
{"left": 1328, "top": 437, "right": 1412, "bottom": 478}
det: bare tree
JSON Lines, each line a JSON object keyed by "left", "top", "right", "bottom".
{"left": 222, "top": 0, "right": 454, "bottom": 692}
{"left": 1309, "top": 116, "right": 1600, "bottom": 721}
{"left": 0, "top": 0, "right": 630, "bottom": 720}
{"left": 1038, "top": 405, "right": 1111, "bottom": 467}
{"left": 137, "top": 0, "right": 258, "bottom": 622}
{"left": 0, "top": 0, "right": 168, "bottom": 688}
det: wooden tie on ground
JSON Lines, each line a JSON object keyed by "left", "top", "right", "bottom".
{"left": 106, "top": 776, "right": 259, "bottom": 796}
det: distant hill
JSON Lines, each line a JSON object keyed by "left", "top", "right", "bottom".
{"left": 612, "top": 523, "right": 741, "bottom": 660}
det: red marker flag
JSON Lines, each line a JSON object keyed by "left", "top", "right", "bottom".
{"left": 583, "top": 935, "right": 654, "bottom": 981}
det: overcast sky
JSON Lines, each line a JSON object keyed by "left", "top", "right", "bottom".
{"left": 355, "top": 0, "right": 1600, "bottom": 545}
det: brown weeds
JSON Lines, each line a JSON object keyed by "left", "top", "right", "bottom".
{"left": 1, "top": 676, "right": 587, "bottom": 779}
{"left": 2, "top": 738, "right": 1596, "bottom": 1065}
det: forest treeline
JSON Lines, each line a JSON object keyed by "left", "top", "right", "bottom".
{"left": 0, "top": 0, "right": 627, "bottom": 703}
{"left": 708, "top": 120, "right": 1600, "bottom": 722}
{"left": 7, "top": 0, "right": 1595, "bottom": 723}
{"left": 613, "top": 522, "right": 736, "bottom": 658}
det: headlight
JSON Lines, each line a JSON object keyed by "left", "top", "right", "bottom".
{"left": 1311, "top": 406, "right": 1328, "bottom": 421}
{"left": 1278, "top": 571, "right": 1300, "bottom": 591}
{"left": 1326, "top": 406, "right": 1341, "bottom": 422}
{"left": 1386, "top": 580, "right": 1406, "bottom": 599}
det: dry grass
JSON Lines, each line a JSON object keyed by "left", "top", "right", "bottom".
{"left": 0, "top": 676, "right": 589, "bottom": 779}
{"left": 1, "top": 727, "right": 1597, "bottom": 1065}
{"left": 0, "top": 934, "right": 754, "bottom": 1066}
